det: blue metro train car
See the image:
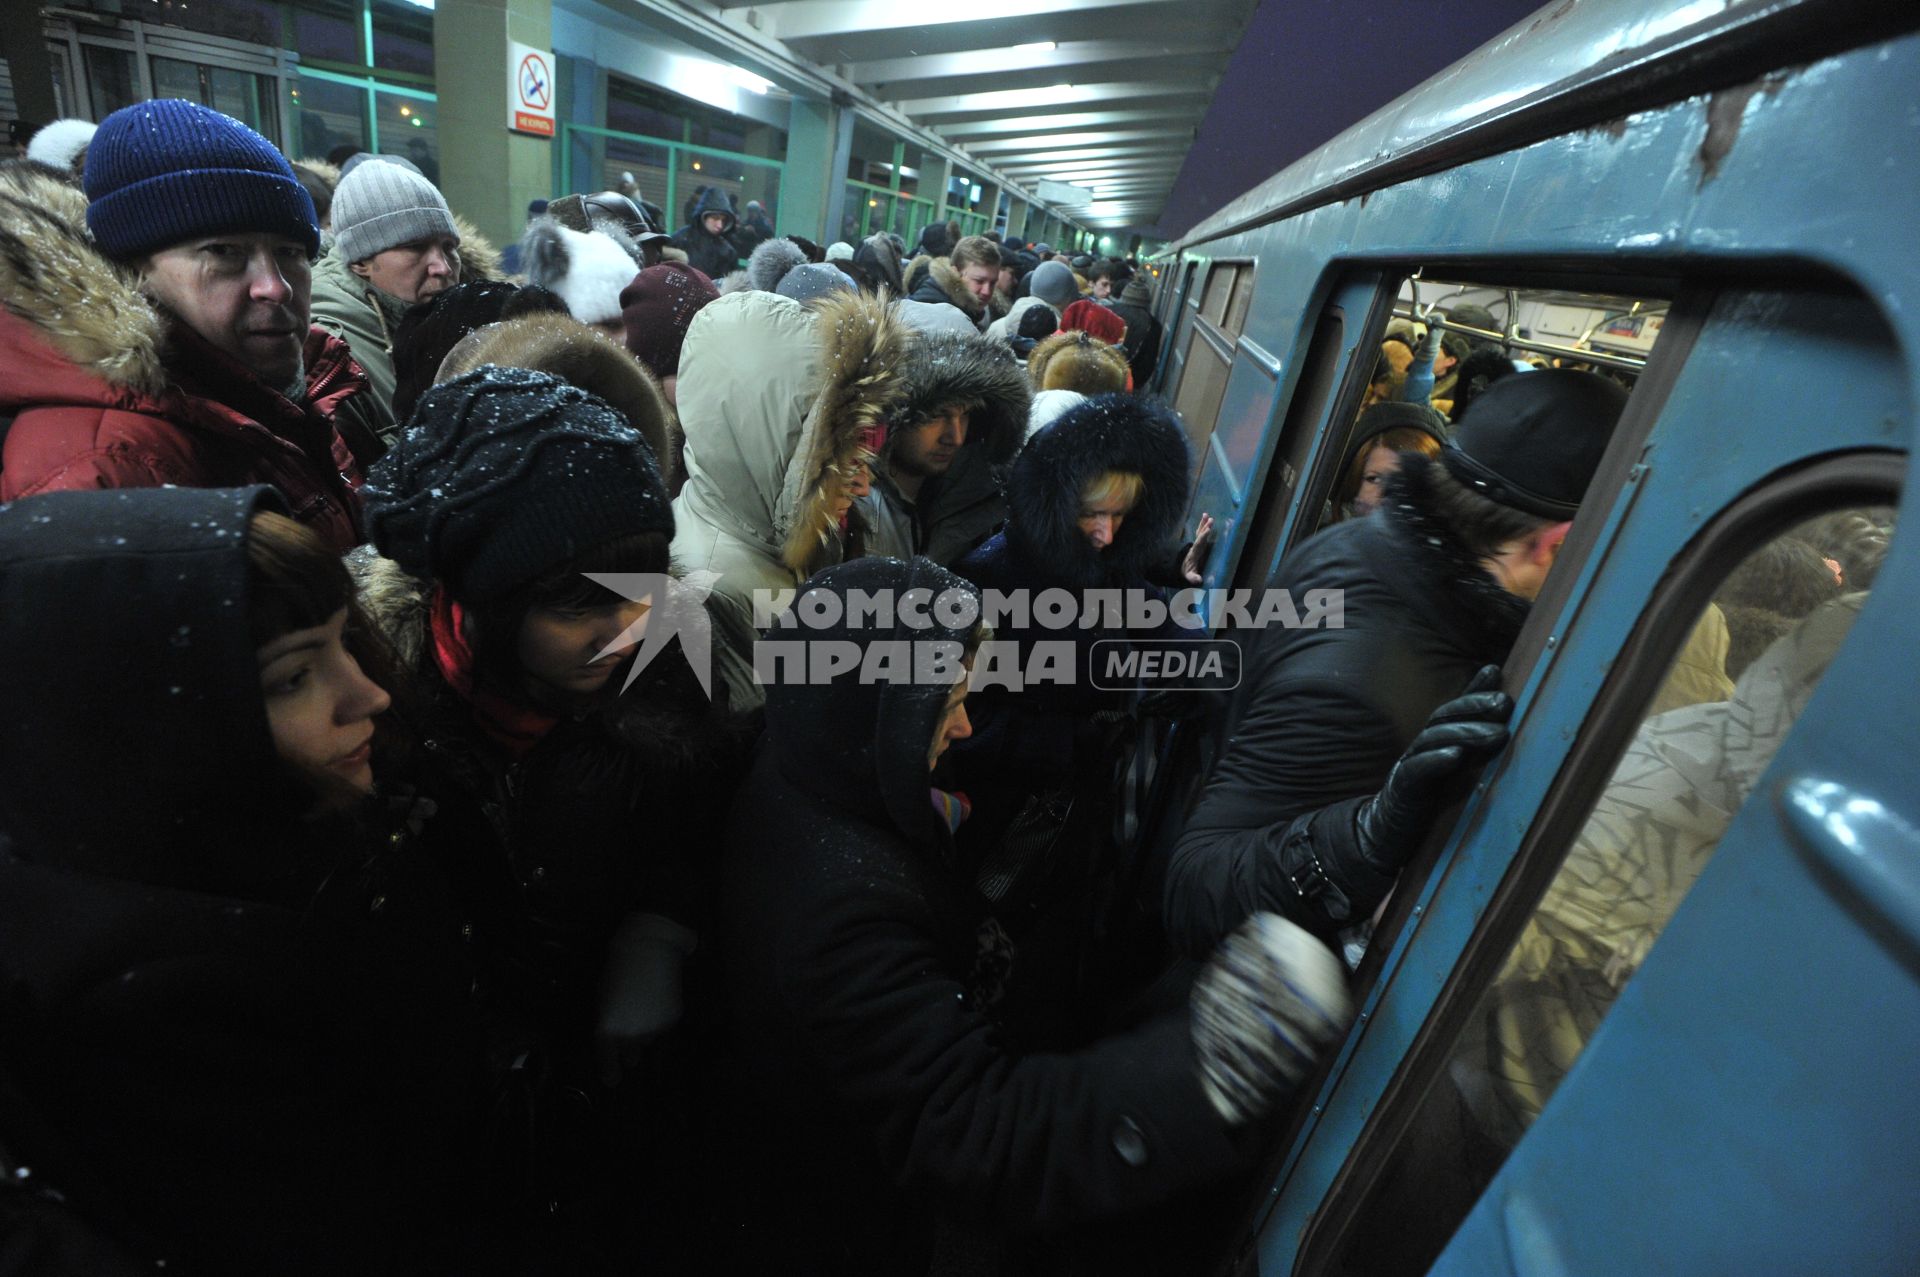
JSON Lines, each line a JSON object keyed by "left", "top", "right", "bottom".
{"left": 1141, "top": 0, "right": 1919, "bottom": 1271}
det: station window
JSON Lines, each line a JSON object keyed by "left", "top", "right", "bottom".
{"left": 369, "top": 0, "right": 434, "bottom": 78}
{"left": 1321, "top": 490, "right": 1896, "bottom": 1275}
{"left": 292, "top": 72, "right": 370, "bottom": 159}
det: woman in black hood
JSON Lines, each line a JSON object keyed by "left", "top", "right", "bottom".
{"left": 948, "top": 394, "right": 1200, "bottom": 864}
{"left": 0, "top": 486, "right": 503, "bottom": 1274}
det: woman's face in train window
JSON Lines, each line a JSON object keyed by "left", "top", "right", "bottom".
{"left": 1353, "top": 444, "right": 1404, "bottom": 517}
{"left": 257, "top": 607, "right": 391, "bottom": 794}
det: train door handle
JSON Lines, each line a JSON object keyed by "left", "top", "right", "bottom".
{"left": 1779, "top": 777, "right": 1920, "bottom": 974}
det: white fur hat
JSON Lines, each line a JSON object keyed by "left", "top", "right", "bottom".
{"left": 522, "top": 221, "right": 640, "bottom": 325}
{"left": 27, "top": 118, "right": 97, "bottom": 172}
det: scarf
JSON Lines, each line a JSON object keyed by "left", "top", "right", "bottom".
{"left": 931, "top": 787, "right": 972, "bottom": 834}
{"left": 428, "top": 587, "right": 560, "bottom": 758}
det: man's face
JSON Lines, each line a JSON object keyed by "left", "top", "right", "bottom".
{"left": 892, "top": 406, "right": 970, "bottom": 478}
{"left": 959, "top": 263, "right": 996, "bottom": 302}
{"left": 350, "top": 234, "right": 459, "bottom": 304}
{"left": 144, "top": 233, "right": 313, "bottom": 388}
{"left": 1091, "top": 277, "right": 1113, "bottom": 299}
{"left": 703, "top": 213, "right": 729, "bottom": 236}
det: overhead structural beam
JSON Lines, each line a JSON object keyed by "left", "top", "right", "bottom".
{"left": 756, "top": 0, "right": 1165, "bottom": 42}
{"left": 963, "top": 128, "right": 1195, "bottom": 154}
{"left": 845, "top": 34, "right": 1233, "bottom": 84}
{"left": 999, "top": 157, "right": 1187, "bottom": 175}
{"left": 993, "top": 144, "right": 1190, "bottom": 167}
{"left": 892, "top": 80, "right": 1213, "bottom": 117}
{"left": 936, "top": 109, "right": 1202, "bottom": 139}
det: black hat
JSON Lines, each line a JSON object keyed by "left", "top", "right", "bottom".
{"left": 364, "top": 366, "right": 673, "bottom": 602}
{"left": 1346, "top": 401, "right": 1449, "bottom": 468}
{"left": 1440, "top": 370, "right": 1627, "bottom": 520}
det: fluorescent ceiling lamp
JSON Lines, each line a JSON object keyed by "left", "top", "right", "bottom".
{"left": 397, "top": 0, "right": 434, "bottom": 7}
{"left": 1014, "top": 41, "right": 1057, "bottom": 52}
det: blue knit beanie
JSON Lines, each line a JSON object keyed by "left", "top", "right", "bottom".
{"left": 84, "top": 99, "right": 319, "bottom": 262}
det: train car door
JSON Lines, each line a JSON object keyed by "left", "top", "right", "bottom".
{"left": 1244, "top": 283, "right": 1912, "bottom": 1276}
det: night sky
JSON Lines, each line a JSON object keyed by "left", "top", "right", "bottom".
{"left": 1153, "top": 0, "right": 1547, "bottom": 238}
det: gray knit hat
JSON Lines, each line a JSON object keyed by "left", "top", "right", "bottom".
{"left": 1029, "top": 260, "right": 1079, "bottom": 308}
{"left": 332, "top": 158, "right": 458, "bottom": 264}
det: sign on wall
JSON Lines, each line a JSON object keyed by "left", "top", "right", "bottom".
{"left": 509, "top": 41, "right": 555, "bottom": 137}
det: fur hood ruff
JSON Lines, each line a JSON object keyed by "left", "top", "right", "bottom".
{"left": 0, "top": 161, "right": 170, "bottom": 395}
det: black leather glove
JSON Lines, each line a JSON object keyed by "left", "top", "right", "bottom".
{"left": 1353, "top": 664, "right": 1513, "bottom": 875}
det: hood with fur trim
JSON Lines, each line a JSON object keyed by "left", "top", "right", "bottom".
{"left": 1005, "top": 394, "right": 1191, "bottom": 589}
{"left": 436, "top": 312, "right": 678, "bottom": 489}
{"left": 673, "top": 289, "right": 908, "bottom": 595}
{"left": 450, "top": 214, "right": 502, "bottom": 283}
{"left": 906, "top": 255, "right": 986, "bottom": 322}
{"left": 0, "top": 159, "right": 168, "bottom": 396}
{"left": 891, "top": 329, "right": 1031, "bottom": 471}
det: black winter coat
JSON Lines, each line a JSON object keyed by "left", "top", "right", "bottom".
{"left": 670, "top": 187, "right": 743, "bottom": 281}
{"left": 716, "top": 557, "right": 1245, "bottom": 1275}
{"left": 1108, "top": 298, "right": 1162, "bottom": 386}
{"left": 0, "top": 487, "right": 500, "bottom": 1274}
{"left": 1164, "top": 455, "right": 1528, "bottom": 954}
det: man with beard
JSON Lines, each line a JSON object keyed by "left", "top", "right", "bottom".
{"left": 0, "top": 99, "right": 384, "bottom": 551}
{"left": 310, "top": 157, "right": 464, "bottom": 430}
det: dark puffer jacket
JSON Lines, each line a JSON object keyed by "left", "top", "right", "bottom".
{"left": 1164, "top": 453, "right": 1529, "bottom": 953}
{"left": 670, "top": 187, "right": 743, "bottom": 281}
{"left": 716, "top": 557, "right": 1246, "bottom": 1275}
{"left": 0, "top": 487, "right": 497, "bottom": 1275}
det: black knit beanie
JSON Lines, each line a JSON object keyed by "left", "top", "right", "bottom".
{"left": 363, "top": 366, "right": 674, "bottom": 602}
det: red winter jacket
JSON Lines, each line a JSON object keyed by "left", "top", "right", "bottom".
{"left": 0, "top": 166, "right": 382, "bottom": 550}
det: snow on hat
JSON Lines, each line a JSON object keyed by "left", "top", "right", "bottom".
{"left": 522, "top": 220, "right": 639, "bottom": 326}
{"left": 1028, "top": 260, "right": 1078, "bottom": 309}
{"left": 777, "top": 262, "right": 855, "bottom": 304}
{"left": 84, "top": 99, "right": 318, "bottom": 261}
{"left": 364, "top": 366, "right": 672, "bottom": 602}
{"left": 620, "top": 261, "right": 719, "bottom": 379}
{"left": 748, "top": 236, "right": 809, "bottom": 292}
{"left": 26, "top": 118, "right": 95, "bottom": 172}
{"left": 1441, "top": 369, "right": 1626, "bottom": 519}
{"left": 332, "top": 158, "right": 457, "bottom": 264}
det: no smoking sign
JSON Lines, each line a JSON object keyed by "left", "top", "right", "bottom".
{"left": 508, "top": 40, "right": 556, "bottom": 136}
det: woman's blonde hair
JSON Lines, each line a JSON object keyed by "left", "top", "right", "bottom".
{"left": 1081, "top": 470, "right": 1144, "bottom": 513}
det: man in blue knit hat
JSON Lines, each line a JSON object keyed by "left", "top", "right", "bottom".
{"left": 0, "top": 98, "right": 386, "bottom": 551}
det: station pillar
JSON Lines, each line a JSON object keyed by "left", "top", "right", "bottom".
{"left": 783, "top": 94, "right": 835, "bottom": 240}
{"left": 434, "top": 0, "right": 555, "bottom": 249}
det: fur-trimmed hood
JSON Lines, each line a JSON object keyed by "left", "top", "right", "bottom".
{"left": 907, "top": 255, "right": 986, "bottom": 322}
{"left": 450, "top": 214, "right": 503, "bottom": 283}
{"left": 436, "top": 312, "right": 679, "bottom": 489}
{"left": 1005, "top": 394, "right": 1191, "bottom": 589}
{"left": 0, "top": 159, "right": 168, "bottom": 395}
{"left": 891, "top": 328, "right": 1031, "bottom": 470}
{"left": 673, "top": 288, "right": 909, "bottom": 591}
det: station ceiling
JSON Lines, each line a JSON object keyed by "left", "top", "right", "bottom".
{"left": 699, "top": 0, "right": 1263, "bottom": 231}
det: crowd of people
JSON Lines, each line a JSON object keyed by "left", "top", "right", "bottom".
{"left": 0, "top": 99, "right": 1841, "bottom": 1275}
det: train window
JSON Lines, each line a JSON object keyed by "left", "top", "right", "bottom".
{"left": 1310, "top": 277, "right": 1661, "bottom": 537}
{"left": 1323, "top": 495, "right": 1898, "bottom": 1275}
{"left": 1172, "top": 325, "right": 1232, "bottom": 456}
{"left": 1225, "top": 266, "right": 1257, "bottom": 338}
{"left": 1200, "top": 264, "right": 1237, "bottom": 326}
